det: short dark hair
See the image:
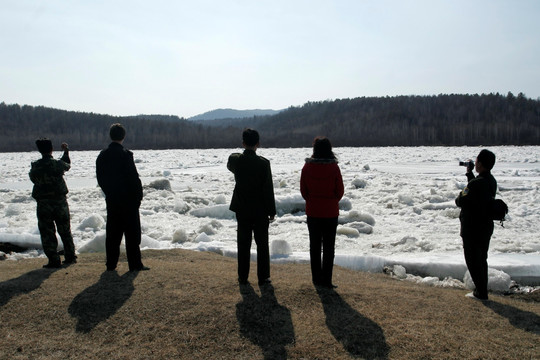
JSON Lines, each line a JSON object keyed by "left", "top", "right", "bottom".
{"left": 477, "top": 149, "right": 496, "bottom": 170}
{"left": 312, "top": 136, "right": 336, "bottom": 159}
{"left": 242, "top": 128, "right": 260, "bottom": 147}
{"left": 110, "top": 123, "right": 126, "bottom": 141}
{"left": 35, "top": 138, "right": 53, "bottom": 154}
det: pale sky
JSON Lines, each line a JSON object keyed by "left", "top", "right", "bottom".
{"left": 1, "top": 0, "right": 539, "bottom": 118}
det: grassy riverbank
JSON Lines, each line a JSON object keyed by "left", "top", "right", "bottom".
{"left": 1, "top": 249, "right": 538, "bottom": 359}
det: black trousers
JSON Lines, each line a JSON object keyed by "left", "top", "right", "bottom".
{"left": 105, "top": 201, "right": 143, "bottom": 271}
{"left": 307, "top": 217, "right": 338, "bottom": 285}
{"left": 236, "top": 213, "right": 270, "bottom": 283}
{"left": 462, "top": 234, "right": 491, "bottom": 298}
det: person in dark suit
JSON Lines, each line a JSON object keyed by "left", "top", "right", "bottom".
{"left": 455, "top": 149, "right": 497, "bottom": 300}
{"left": 227, "top": 129, "right": 276, "bottom": 286}
{"left": 96, "top": 124, "right": 149, "bottom": 272}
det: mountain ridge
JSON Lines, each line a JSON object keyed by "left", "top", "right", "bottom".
{"left": 188, "top": 108, "right": 281, "bottom": 121}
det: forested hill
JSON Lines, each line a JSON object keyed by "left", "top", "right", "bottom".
{"left": 189, "top": 108, "right": 281, "bottom": 121}
{"left": 1, "top": 92, "right": 539, "bottom": 152}
{"left": 0, "top": 104, "right": 237, "bottom": 152}
{"left": 255, "top": 92, "right": 540, "bottom": 147}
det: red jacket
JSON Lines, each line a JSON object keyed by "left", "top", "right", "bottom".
{"left": 300, "top": 158, "right": 344, "bottom": 218}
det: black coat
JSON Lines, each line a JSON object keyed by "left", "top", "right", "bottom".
{"left": 455, "top": 171, "right": 497, "bottom": 237}
{"left": 227, "top": 149, "right": 276, "bottom": 217}
{"left": 96, "top": 142, "right": 143, "bottom": 205}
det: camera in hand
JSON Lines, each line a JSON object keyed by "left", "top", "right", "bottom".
{"left": 459, "top": 161, "right": 474, "bottom": 168}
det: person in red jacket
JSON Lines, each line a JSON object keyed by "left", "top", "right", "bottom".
{"left": 300, "top": 137, "right": 344, "bottom": 288}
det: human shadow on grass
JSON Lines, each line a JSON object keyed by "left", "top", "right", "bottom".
{"left": 0, "top": 267, "right": 60, "bottom": 307}
{"left": 69, "top": 270, "right": 138, "bottom": 333}
{"left": 236, "top": 283, "right": 295, "bottom": 360}
{"left": 317, "top": 287, "right": 390, "bottom": 360}
{"left": 483, "top": 300, "right": 540, "bottom": 335}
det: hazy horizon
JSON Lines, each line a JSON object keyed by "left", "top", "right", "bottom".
{"left": 2, "top": 1, "right": 539, "bottom": 118}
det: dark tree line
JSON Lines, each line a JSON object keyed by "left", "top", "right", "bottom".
{"left": 255, "top": 92, "right": 540, "bottom": 147}
{"left": 0, "top": 104, "right": 238, "bottom": 152}
{"left": 1, "top": 92, "right": 539, "bottom": 152}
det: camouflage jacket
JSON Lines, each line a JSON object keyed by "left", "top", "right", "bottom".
{"left": 29, "top": 152, "right": 70, "bottom": 201}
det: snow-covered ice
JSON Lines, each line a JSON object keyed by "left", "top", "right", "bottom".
{"left": 1, "top": 146, "right": 540, "bottom": 291}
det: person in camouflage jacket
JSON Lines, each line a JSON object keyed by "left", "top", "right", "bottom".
{"left": 29, "top": 139, "right": 77, "bottom": 268}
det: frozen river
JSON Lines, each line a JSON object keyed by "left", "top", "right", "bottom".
{"left": 1, "top": 146, "right": 539, "bottom": 289}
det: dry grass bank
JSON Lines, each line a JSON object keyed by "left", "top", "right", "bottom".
{"left": 0, "top": 249, "right": 538, "bottom": 360}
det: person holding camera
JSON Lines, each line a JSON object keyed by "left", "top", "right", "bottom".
{"left": 455, "top": 149, "right": 497, "bottom": 300}
{"left": 29, "top": 139, "right": 77, "bottom": 268}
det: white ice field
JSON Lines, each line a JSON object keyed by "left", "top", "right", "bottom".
{"left": 1, "top": 146, "right": 539, "bottom": 291}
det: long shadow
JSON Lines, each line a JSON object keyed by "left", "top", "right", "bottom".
{"left": 68, "top": 270, "right": 138, "bottom": 333}
{"left": 483, "top": 300, "right": 540, "bottom": 335}
{"left": 0, "top": 267, "right": 60, "bottom": 307}
{"left": 317, "top": 287, "right": 390, "bottom": 360}
{"left": 236, "top": 283, "right": 295, "bottom": 360}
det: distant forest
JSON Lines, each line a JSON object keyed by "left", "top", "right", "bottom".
{"left": 1, "top": 92, "right": 539, "bottom": 152}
